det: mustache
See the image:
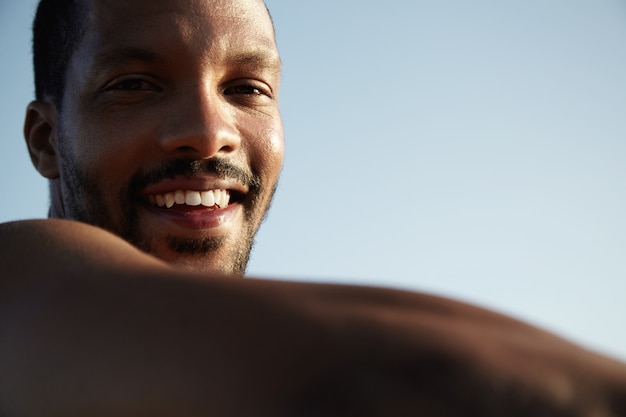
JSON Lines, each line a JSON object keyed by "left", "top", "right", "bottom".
{"left": 128, "top": 158, "right": 261, "bottom": 193}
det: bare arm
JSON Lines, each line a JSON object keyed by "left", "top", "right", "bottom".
{"left": 1, "top": 219, "right": 625, "bottom": 417}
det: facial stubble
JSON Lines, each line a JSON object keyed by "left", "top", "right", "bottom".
{"left": 55, "top": 129, "right": 275, "bottom": 275}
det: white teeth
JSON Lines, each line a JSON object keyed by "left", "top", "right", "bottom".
{"left": 174, "top": 190, "right": 186, "bottom": 205}
{"left": 185, "top": 191, "right": 202, "bottom": 206}
{"left": 217, "top": 190, "right": 230, "bottom": 207}
{"left": 214, "top": 190, "right": 223, "bottom": 207}
{"left": 149, "top": 189, "right": 231, "bottom": 209}
{"left": 201, "top": 190, "right": 215, "bottom": 207}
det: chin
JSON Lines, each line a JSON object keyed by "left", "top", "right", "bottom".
{"left": 153, "top": 245, "right": 250, "bottom": 276}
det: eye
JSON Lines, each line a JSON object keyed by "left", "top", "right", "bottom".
{"left": 104, "top": 78, "right": 162, "bottom": 92}
{"left": 224, "top": 83, "right": 272, "bottom": 99}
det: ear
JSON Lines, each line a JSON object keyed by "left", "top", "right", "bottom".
{"left": 24, "top": 100, "right": 61, "bottom": 179}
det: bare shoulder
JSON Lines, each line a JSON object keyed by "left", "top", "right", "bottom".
{"left": 1, "top": 218, "right": 138, "bottom": 250}
{"left": 1, "top": 221, "right": 625, "bottom": 416}
{"left": 0, "top": 219, "right": 166, "bottom": 286}
{"left": 1, "top": 218, "right": 124, "bottom": 247}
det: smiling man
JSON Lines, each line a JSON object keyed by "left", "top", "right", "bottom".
{"left": 1, "top": 0, "right": 626, "bottom": 416}
{"left": 29, "top": 0, "right": 283, "bottom": 273}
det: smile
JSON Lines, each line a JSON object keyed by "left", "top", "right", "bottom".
{"left": 148, "top": 189, "right": 231, "bottom": 209}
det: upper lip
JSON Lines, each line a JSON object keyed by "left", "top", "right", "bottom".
{"left": 139, "top": 175, "right": 249, "bottom": 197}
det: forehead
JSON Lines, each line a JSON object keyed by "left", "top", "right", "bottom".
{"left": 85, "top": 0, "right": 271, "bottom": 23}
{"left": 79, "top": 0, "right": 277, "bottom": 58}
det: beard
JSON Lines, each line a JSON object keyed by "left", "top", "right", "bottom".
{"left": 55, "top": 136, "right": 274, "bottom": 275}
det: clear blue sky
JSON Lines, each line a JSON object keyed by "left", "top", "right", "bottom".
{"left": 1, "top": 1, "right": 625, "bottom": 360}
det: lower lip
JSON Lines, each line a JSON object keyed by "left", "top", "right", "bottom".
{"left": 142, "top": 203, "right": 240, "bottom": 230}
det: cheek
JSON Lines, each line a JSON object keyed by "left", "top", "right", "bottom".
{"left": 264, "top": 128, "right": 285, "bottom": 173}
{"left": 240, "top": 116, "right": 284, "bottom": 182}
{"left": 73, "top": 130, "right": 129, "bottom": 177}
{"left": 78, "top": 110, "right": 158, "bottom": 166}
{"left": 63, "top": 122, "right": 146, "bottom": 201}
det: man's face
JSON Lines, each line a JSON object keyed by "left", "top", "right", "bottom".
{"left": 53, "top": 0, "right": 283, "bottom": 274}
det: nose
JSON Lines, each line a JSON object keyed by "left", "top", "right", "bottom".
{"left": 156, "top": 84, "right": 240, "bottom": 158}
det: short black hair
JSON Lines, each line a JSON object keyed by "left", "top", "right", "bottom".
{"left": 32, "top": 0, "right": 87, "bottom": 106}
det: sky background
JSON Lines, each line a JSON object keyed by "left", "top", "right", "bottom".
{"left": 1, "top": 1, "right": 625, "bottom": 361}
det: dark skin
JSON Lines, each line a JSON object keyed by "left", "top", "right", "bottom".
{"left": 1, "top": 219, "right": 625, "bottom": 416}
{"left": 29, "top": 0, "right": 284, "bottom": 274}
{"left": 1, "top": 0, "right": 625, "bottom": 415}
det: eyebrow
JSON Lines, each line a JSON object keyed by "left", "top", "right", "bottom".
{"left": 90, "top": 46, "right": 281, "bottom": 74}
{"left": 222, "top": 49, "right": 283, "bottom": 75}
{"left": 89, "top": 46, "right": 160, "bottom": 73}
